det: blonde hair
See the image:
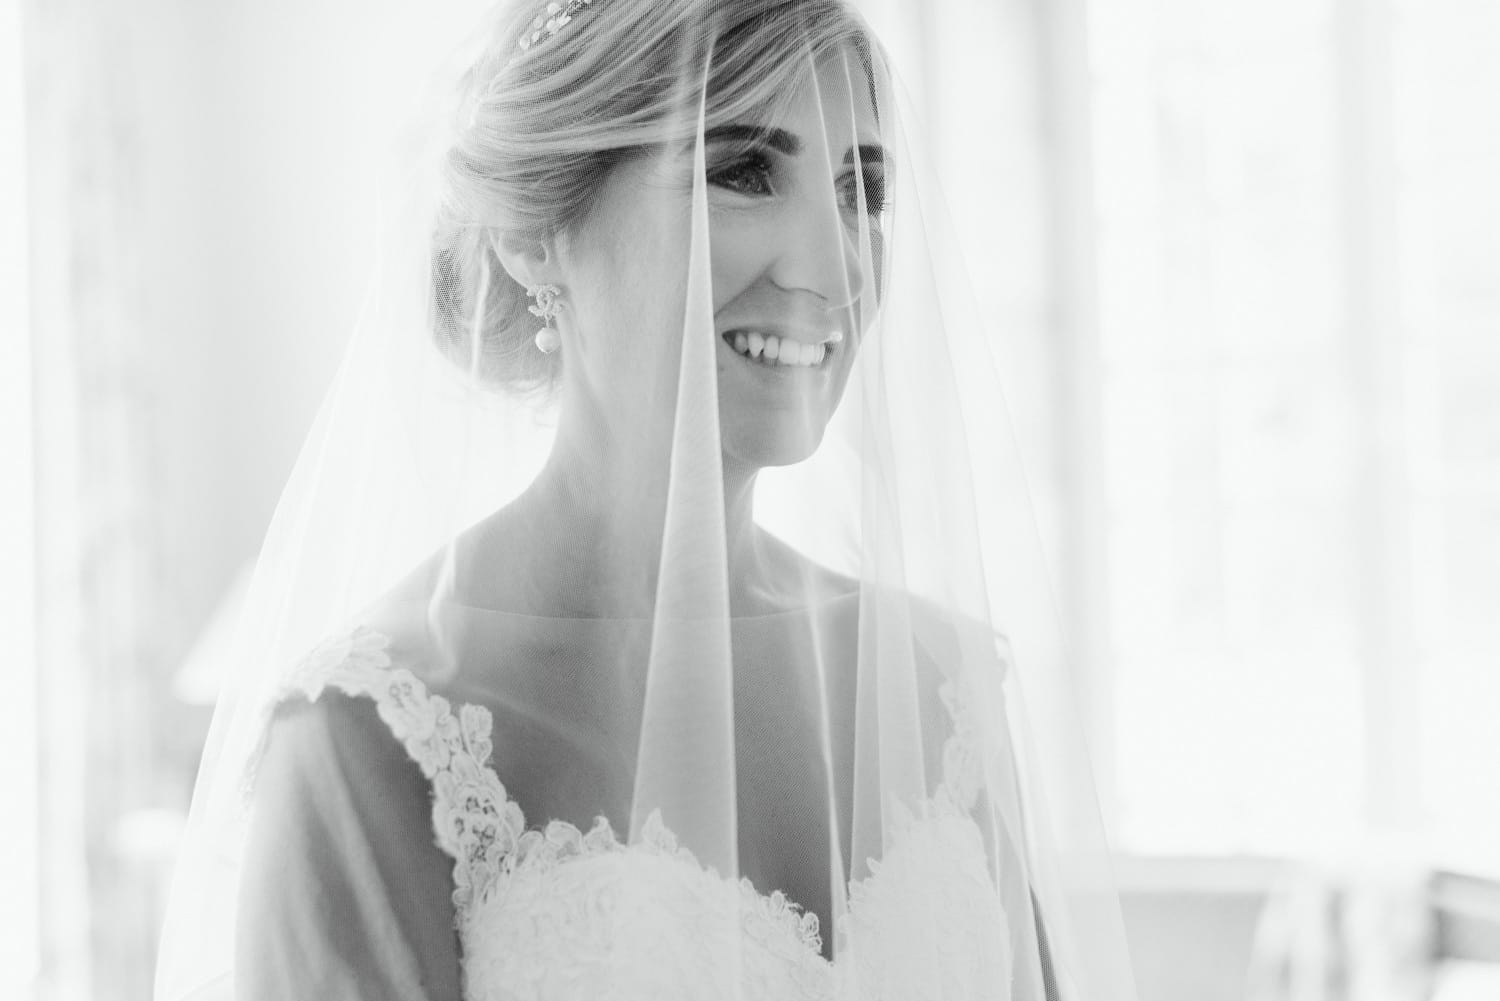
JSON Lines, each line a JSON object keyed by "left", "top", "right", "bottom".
{"left": 430, "top": 0, "right": 880, "bottom": 396}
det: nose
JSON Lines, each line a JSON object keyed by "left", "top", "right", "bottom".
{"left": 771, "top": 180, "right": 868, "bottom": 313}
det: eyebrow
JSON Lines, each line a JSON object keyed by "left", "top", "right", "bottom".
{"left": 698, "top": 124, "right": 887, "bottom": 167}
{"left": 845, "top": 144, "right": 885, "bottom": 166}
{"left": 702, "top": 124, "right": 801, "bottom": 155}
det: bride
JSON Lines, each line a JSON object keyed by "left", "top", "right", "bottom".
{"left": 155, "top": 0, "right": 1140, "bottom": 998}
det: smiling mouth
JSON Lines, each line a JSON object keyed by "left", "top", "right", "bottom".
{"left": 720, "top": 329, "right": 836, "bottom": 369}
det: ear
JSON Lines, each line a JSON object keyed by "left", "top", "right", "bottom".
{"left": 489, "top": 229, "right": 562, "bottom": 291}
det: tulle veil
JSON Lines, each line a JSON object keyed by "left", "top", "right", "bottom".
{"left": 155, "top": 1, "right": 1141, "bottom": 998}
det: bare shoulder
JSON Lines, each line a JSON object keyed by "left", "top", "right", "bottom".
{"left": 256, "top": 675, "right": 434, "bottom": 825}
{"left": 904, "top": 597, "right": 1008, "bottom": 682}
{"left": 750, "top": 528, "right": 861, "bottom": 610}
{"left": 243, "top": 671, "right": 462, "bottom": 1001}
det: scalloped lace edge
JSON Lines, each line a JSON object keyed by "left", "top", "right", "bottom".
{"left": 274, "top": 624, "right": 985, "bottom": 960}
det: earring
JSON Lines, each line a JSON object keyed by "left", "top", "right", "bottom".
{"left": 526, "top": 283, "right": 563, "bottom": 354}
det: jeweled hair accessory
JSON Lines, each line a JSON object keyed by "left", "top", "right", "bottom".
{"left": 517, "top": 0, "right": 596, "bottom": 53}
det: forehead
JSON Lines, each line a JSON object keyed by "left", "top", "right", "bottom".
{"left": 774, "top": 50, "right": 883, "bottom": 153}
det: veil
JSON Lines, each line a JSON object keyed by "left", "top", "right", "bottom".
{"left": 155, "top": 1, "right": 1140, "bottom": 998}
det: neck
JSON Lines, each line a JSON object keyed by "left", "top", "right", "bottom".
{"left": 503, "top": 403, "right": 763, "bottom": 619}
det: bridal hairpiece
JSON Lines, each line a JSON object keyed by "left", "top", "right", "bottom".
{"left": 517, "top": 0, "right": 597, "bottom": 53}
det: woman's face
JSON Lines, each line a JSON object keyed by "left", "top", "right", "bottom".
{"left": 554, "top": 48, "right": 886, "bottom": 470}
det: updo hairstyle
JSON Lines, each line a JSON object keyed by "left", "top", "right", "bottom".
{"left": 429, "top": 0, "right": 877, "bottom": 397}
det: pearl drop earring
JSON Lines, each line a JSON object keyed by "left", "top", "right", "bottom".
{"left": 527, "top": 284, "right": 563, "bottom": 354}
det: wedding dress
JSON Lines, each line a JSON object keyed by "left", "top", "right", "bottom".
{"left": 154, "top": 1, "right": 1140, "bottom": 998}
{"left": 241, "top": 611, "right": 1021, "bottom": 1000}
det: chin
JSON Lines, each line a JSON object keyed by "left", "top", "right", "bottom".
{"left": 721, "top": 419, "right": 828, "bottom": 469}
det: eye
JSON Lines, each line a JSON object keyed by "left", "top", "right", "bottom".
{"left": 839, "top": 167, "right": 889, "bottom": 216}
{"left": 707, "top": 151, "right": 775, "bottom": 197}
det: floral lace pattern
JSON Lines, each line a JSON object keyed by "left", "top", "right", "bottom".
{"left": 282, "top": 627, "right": 524, "bottom": 913}
{"left": 279, "top": 625, "right": 1012, "bottom": 1001}
{"left": 838, "top": 801, "right": 1012, "bottom": 999}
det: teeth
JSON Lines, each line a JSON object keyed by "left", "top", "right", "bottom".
{"left": 724, "top": 330, "right": 829, "bottom": 368}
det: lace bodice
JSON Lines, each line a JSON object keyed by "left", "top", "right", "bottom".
{"left": 279, "top": 626, "right": 1014, "bottom": 1000}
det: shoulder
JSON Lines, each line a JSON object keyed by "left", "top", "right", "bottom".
{"left": 873, "top": 595, "right": 1013, "bottom": 799}
{"left": 254, "top": 640, "right": 437, "bottom": 826}
{"left": 751, "top": 529, "right": 1006, "bottom": 680}
{"left": 239, "top": 632, "right": 464, "bottom": 1001}
{"left": 260, "top": 622, "right": 520, "bottom": 902}
{"left": 244, "top": 628, "right": 449, "bottom": 876}
{"left": 899, "top": 597, "right": 1012, "bottom": 743}
{"left": 268, "top": 622, "right": 494, "bottom": 785}
{"left": 280, "top": 625, "right": 401, "bottom": 702}
{"left": 245, "top": 619, "right": 458, "bottom": 831}
{"left": 748, "top": 528, "right": 860, "bottom": 613}
{"left": 900, "top": 597, "right": 1008, "bottom": 681}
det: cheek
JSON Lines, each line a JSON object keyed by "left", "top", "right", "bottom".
{"left": 581, "top": 209, "right": 691, "bottom": 340}
{"left": 708, "top": 213, "right": 771, "bottom": 311}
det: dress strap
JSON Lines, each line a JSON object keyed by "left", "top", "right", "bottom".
{"left": 274, "top": 623, "right": 1001, "bottom": 915}
{"left": 931, "top": 629, "right": 1012, "bottom": 817}
{"left": 279, "top": 626, "right": 522, "bottom": 916}
{"left": 935, "top": 676, "right": 982, "bottom": 815}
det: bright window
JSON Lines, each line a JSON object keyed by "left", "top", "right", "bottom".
{"left": 1087, "top": 0, "right": 1500, "bottom": 865}
{"left": 1, "top": 0, "right": 39, "bottom": 993}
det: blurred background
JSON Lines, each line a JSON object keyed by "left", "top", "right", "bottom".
{"left": 3, "top": 0, "right": 1498, "bottom": 998}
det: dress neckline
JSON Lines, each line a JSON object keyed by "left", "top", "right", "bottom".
{"left": 279, "top": 622, "right": 984, "bottom": 972}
